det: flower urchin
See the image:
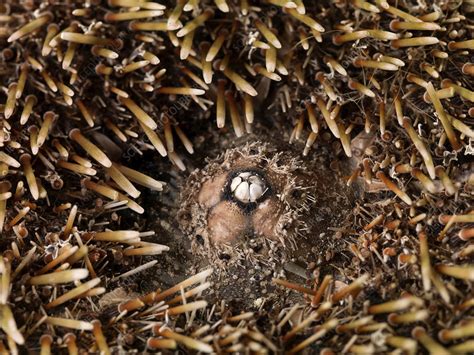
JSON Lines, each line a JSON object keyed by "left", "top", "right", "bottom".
{"left": 1, "top": 0, "right": 474, "bottom": 353}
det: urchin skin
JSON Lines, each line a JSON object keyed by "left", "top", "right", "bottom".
{"left": 207, "top": 201, "right": 249, "bottom": 244}
{"left": 177, "top": 142, "right": 311, "bottom": 260}
{"left": 198, "top": 172, "right": 228, "bottom": 209}
{"left": 252, "top": 197, "right": 285, "bottom": 241}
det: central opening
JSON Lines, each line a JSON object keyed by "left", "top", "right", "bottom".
{"left": 224, "top": 169, "right": 271, "bottom": 212}
{"left": 230, "top": 171, "right": 266, "bottom": 203}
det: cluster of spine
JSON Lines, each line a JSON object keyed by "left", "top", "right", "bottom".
{"left": 272, "top": 265, "right": 474, "bottom": 353}
{"left": 0, "top": 0, "right": 473, "bottom": 352}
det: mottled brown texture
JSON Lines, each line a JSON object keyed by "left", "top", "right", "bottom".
{"left": 197, "top": 172, "right": 228, "bottom": 208}
{"left": 207, "top": 200, "right": 248, "bottom": 244}
{"left": 252, "top": 197, "right": 283, "bottom": 240}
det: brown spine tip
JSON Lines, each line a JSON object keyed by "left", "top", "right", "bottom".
{"left": 40, "top": 334, "right": 53, "bottom": 344}
{"left": 459, "top": 228, "right": 474, "bottom": 241}
{"left": 389, "top": 20, "right": 398, "bottom": 32}
{"left": 438, "top": 329, "right": 449, "bottom": 343}
{"left": 462, "top": 63, "right": 474, "bottom": 76}
{"left": 69, "top": 128, "right": 80, "bottom": 140}
{"left": 411, "top": 326, "right": 425, "bottom": 338}
{"left": 103, "top": 11, "right": 114, "bottom": 22}
{"left": 332, "top": 35, "right": 342, "bottom": 45}
{"left": 19, "top": 153, "right": 31, "bottom": 164}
